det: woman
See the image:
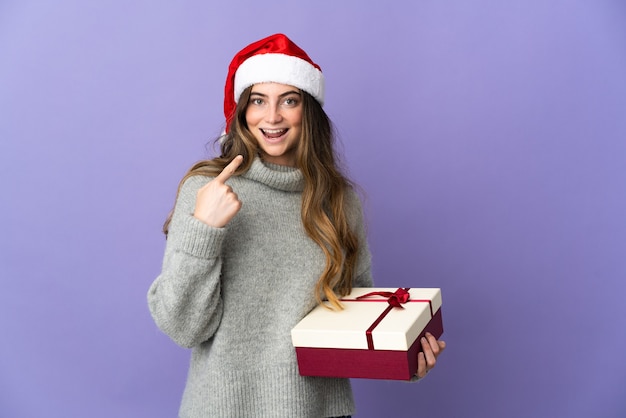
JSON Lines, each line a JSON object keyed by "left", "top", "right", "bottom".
{"left": 148, "top": 33, "right": 445, "bottom": 418}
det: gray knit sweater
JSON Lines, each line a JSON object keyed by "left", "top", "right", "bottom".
{"left": 148, "top": 157, "right": 373, "bottom": 418}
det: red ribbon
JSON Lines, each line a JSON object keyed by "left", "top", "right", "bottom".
{"left": 356, "top": 288, "right": 411, "bottom": 307}
{"left": 342, "top": 288, "right": 434, "bottom": 350}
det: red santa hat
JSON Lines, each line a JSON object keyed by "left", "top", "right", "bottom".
{"left": 223, "top": 33, "right": 325, "bottom": 133}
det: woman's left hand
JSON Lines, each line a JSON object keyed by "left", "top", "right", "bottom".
{"left": 416, "top": 332, "right": 446, "bottom": 379}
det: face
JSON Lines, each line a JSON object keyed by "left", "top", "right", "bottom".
{"left": 245, "top": 82, "right": 303, "bottom": 167}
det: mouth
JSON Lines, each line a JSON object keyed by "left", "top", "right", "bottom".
{"left": 260, "top": 128, "right": 288, "bottom": 139}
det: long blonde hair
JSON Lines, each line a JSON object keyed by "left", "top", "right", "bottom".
{"left": 163, "top": 87, "right": 358, "bottom": 309}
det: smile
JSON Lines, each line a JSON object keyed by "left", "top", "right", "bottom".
{"left": 261, "top": 128, "right": 288, "bottom": 138}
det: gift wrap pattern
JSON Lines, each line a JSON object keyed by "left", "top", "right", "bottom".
{"left": 291, "top": 287, "right": 444, "bottom": 380}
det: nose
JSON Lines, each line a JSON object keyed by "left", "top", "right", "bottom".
{"left": 265, "top": 103, "right": 283, "bottom": 124}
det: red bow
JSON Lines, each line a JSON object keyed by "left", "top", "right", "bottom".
{"left": 356, "top": 288, "right": 411, "bottom": 308}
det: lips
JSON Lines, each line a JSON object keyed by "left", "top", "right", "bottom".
{"left": 260, "top": 128, "right": 287, "bottom": 139}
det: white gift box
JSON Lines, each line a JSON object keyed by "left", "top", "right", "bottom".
{"left": 291, "top": 287, "right": 443, "bottom": 380}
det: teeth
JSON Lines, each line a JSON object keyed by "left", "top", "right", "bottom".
{"left": 262, "top": 129, "right": 286, "bottom": 134}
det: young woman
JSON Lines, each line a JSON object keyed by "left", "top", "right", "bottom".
{"left": 148, "top": 33, "right": 445, "bottom": 418}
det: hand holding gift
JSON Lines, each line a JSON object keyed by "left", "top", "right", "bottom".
{"left": 415, "top": 331, "right": 446, "bottom": 379}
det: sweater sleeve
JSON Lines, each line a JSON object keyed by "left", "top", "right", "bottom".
{"left": 147, "top": 176, "right": 226, "bottom": 348}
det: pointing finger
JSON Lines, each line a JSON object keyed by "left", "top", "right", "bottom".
{"left": 215, "top": 155, "right": 243, "bottom": 183}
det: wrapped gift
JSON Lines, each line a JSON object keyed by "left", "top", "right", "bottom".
{"left": 291, "top": 287, "right": 443, "bottom": 380}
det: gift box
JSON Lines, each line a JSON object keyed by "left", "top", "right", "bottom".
{"left": 291, "top": 287, "right": 443, "bottom": 381}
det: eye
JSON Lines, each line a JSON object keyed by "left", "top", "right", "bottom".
{"left": 250, "top": 97, "right": 264, "bottom": 106}
{"left": 283, "top": 97, "right": 299, "bottom": 106}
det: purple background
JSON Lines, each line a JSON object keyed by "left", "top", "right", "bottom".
{"left": 2, "top": 1, "right": 625, "bottom": 417}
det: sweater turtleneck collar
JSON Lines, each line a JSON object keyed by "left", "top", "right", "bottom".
{"left": 243, "top": 157, "right": 304, "bottom": 192}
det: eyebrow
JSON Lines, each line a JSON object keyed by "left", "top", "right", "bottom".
{"left": 249, "top": 90, "right": 301, "bottom": 98}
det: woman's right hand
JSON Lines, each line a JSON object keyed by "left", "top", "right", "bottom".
{"left": 193, "top": 155, "right": 243, "bottom": 228}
